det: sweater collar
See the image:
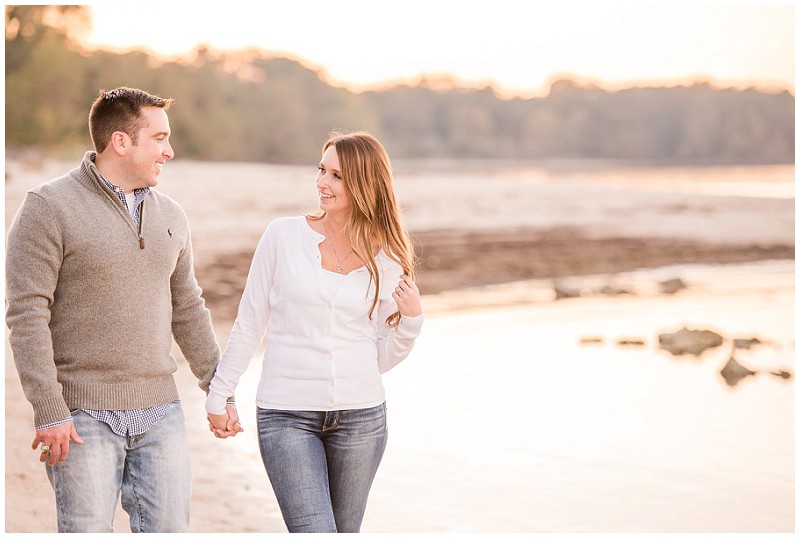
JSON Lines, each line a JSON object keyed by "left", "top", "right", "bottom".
{"left": 77, "top": 151, "right": 151, "bottom": 201}
{"left": 73, "top": 151, "right": 106, "bottom": 194}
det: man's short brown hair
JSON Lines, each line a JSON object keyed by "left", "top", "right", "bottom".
{"left": 88, "top": 87, "right": 173, "bottom": 153}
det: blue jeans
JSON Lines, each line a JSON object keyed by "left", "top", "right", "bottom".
{"left": 257, "top": 403, "right": 388, "bottom": 533}
{"left": 45, "top": 403, "right": 192, "bottom": 532}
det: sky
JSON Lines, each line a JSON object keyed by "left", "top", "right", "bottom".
{"left": 83, "top": 1, "right": 794, "bottom": 98}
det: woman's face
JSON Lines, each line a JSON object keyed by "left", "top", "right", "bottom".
{"left": 316, "top": 145, "right": 351, "bottom": 216}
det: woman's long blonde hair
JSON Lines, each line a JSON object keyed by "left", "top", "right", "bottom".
{"left": 310, "top": 131, "right": 416, "bottom": 327}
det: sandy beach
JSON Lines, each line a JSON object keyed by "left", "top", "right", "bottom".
{"left": 4, "top": 156, "right": 794, "bottom": 532}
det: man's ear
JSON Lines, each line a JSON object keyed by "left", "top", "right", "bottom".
{"left": 109, "top": 131, "right": 129, "bottom": 156}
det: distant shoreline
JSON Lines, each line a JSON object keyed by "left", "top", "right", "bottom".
{"left": 6, "top": 149, "right": 794, "bottom": 171}
{"left": 197, "top": 226, "right": 795, "bottom": 323}
{"left": 6, "top": 155, "right": 793, "bottom": 323}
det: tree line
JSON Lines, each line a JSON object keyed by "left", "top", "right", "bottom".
{"left": 6, "top": 5, "right": 794, "bottom": 165}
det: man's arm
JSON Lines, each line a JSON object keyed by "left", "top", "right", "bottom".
{"left": 6, "top": 192, "right": 72, "bottom": 427}
{"left": 168, "top": 216, "right": 221, "bottom": 392}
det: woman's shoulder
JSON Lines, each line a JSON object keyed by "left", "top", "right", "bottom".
{"left": 260, "top": 215, "right": 321, "bottom": 246}
{"left": 269, "top": 215, "right": 306, "bottom": 227}
{"left": 254, "top": 216, "right": 309, "bottom": 255}
{"left": 376, "top": 249, "right": 404, "bottom": 275}
{"left": 264, "top": 215, "right": 309, "bottom": 234}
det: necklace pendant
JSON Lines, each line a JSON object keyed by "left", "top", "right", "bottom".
{"left": 336, "top": 264, "right": 344, "bottom": 273}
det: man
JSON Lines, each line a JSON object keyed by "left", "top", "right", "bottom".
{"left": 6, "top": 87, "right": 241, "bottom": 532}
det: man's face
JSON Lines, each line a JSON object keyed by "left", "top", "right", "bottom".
{"left": 124, "top": 107, "right": 174, "bottom": 189}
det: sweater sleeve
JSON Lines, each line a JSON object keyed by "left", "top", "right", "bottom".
{"left": 169, "top": 213, "right": 221, "bottom": 394}
{"left": 205, "top": 225, "right": 275, "bottom": 414}
{"left": 375, "top": 265, "right": 424, "bottom": 374}
{"left": 5, "top": 193, "right": 72, "bottom": 427}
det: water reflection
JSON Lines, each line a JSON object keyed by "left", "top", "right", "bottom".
{"left": 369, "top": 260, "right": 794, "bottom": 532}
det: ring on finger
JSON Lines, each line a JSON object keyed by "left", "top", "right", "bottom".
{"left": 41, "top": 445, "right": 51, "bottom": 454}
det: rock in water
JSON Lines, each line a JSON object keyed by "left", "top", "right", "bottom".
{"left": 720, "top": 356, "right": 756, "bottom": 387}
{"left": 658, "top": 327, "right": 724, "bottom": 356}
{"left": 553, "top": 283, "right": 581, "bottom": 299}
{"left": 616, "top": 338, "right": 645, "bottom": 346}
{"left": 733, "top": 337, "right": 762, "bottom": 349}
{"left": 659, "top": 278, "right": 687, "bottom": 294}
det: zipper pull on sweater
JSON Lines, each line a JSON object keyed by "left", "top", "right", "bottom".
{"left": 138, "top": 201, "right": 145, "bottom": 249}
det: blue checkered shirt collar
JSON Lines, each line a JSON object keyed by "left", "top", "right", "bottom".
{"left": 99, "top": 175, "right": 149, "bottom": 226}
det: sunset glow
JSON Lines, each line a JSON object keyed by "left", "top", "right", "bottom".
{"left": 83, "top": 2, "right": 794, "bottom": 97}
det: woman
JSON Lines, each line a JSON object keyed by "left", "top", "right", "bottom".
{"left": 206, "top": 131, "right": 423, "bottom": 532}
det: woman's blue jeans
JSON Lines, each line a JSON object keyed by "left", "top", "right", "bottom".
{"left": 257, "top": 403, "right": 388, "bottom": 533}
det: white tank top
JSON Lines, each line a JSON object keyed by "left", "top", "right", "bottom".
{"left": 321, "top": 267, "right": 347, "bottom": 295}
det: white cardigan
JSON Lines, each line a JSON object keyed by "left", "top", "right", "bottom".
{"left": 205, "top": 216, "right": 423, "bottom": 414}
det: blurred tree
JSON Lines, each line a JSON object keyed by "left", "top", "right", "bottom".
{"left": 4, "top": 7, "right": 794, "bottom": 165}
{"left": 6, "top": 40, "right": 89, "bottom": 148}
{"left": 6, "top": 6, "right": 91, "bottom": 151}
{"left": 6, "top": 5, "right": 90, "bottom": 74}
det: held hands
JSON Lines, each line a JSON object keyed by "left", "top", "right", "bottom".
{"left": 33, "top": 421, "right": 84, "bottom": 466}
{"left": 392, "top": 274, "right": 422, "bottom": 317}
{"left": 207, "top": 403, "right": 244, "bottom": 439}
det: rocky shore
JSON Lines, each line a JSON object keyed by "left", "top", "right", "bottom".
{"left": 196, "top": 226, "right": 794, "bottom": 323}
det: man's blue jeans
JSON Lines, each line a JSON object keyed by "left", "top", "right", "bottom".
{"left": 45, "top": 403, "right": 192, "bottom": 532}
{"left": 257, "top": 403, "right": 388, "bottom": 533}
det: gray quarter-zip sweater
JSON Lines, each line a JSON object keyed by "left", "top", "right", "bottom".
{"left": 6, "top": 151, "right": 221, "bottom": 427}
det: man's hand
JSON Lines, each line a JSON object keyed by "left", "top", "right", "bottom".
{"left": 207, "top": 403, "right": 244, "bottom": 439}
{"left": 32, "top": 421, "right": 84, "bottom": 466}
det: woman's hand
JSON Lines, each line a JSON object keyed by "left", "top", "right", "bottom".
{"left": 207, "top": 404, "right": 244, "bottom": 439}
{"left": 392, "top": 274, "right": 422, "bottom": 317}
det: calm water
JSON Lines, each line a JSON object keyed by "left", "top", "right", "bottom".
{"left": 225, "top": 261, "right": 794, "bottom": 533}
{"left": 7, "top": 160, "right": 794, "bottom": 251}
{"left": 178, "top": 162, "right": 794, "bottom": 532}
{"left": 367, "top": 261, "right": 795, "bottom": 532}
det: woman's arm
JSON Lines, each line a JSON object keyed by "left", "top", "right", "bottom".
{"left": 376, "top": 271, "right": 424, "bottom": 373}
{"left": 205, "top": 225, "right": 276, "bottom": 414}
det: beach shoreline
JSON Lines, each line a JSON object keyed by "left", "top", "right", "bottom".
{"left": 6, "top": 258, "right": 794, "bottom": 532}
{"left": 197, "top": 226, "right": 794, "bottom": 322}
{"left": 4, "top": 157, "right": 794, "bottom": 532}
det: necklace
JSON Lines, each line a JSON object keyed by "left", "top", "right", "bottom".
{"left": 322, "top": 219, "right": 354, "bottom": 273}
